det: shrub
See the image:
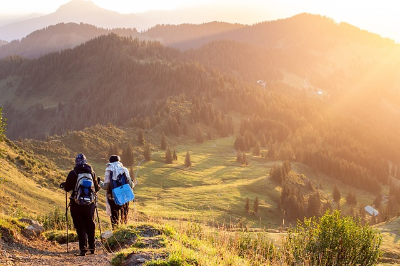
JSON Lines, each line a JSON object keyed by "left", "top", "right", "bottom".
{"left": 282, "top": 210, "right": 382, "bottom": 265}
{"left": 6, "top": 154, "right": 15, "bottom": 163}
{"left": 37, "top": 206, "right": 73, "bottom": 230}
{"left": 106, "top": 226, "right": 138, "bottom": 250}
{"left": 44, "top": 230, "right": 78, "bottom": 244}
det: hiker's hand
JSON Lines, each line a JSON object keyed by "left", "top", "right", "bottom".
{"left": 59, "top": 182, "right": 66, "bottom": 188}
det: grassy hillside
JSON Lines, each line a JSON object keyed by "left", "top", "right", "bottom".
{"left": 15, "top": 121, "right": 381, "bottom": 229}
{"left": 1, "top": 123, "right": 399, "bottom": 264}
{"left": 0, "top": 138, "right": 65, "bottom": 216}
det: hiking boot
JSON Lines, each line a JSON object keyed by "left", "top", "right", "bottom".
{"left": 75, "top": 251, "right": 86, "bottom": 256}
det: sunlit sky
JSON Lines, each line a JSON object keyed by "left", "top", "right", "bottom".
{"left": 1, "top": 0, "right": 400, "bottom": 43}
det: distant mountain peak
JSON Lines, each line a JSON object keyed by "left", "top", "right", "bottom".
{"left": 56, "top": 0, "right": 105, "bottom": 14}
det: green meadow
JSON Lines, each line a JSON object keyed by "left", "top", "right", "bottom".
{"left": 124, "top": 136, "right": 283, "bottom": 229}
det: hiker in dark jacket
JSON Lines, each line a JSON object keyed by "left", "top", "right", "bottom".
{"left": 61, "top": 153, "right": 99, "bottom": 256}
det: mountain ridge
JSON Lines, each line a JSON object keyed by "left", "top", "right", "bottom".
{"left": 0, "top": 23, "right": 142, "bottom": 59}
{"left": 0, "top": 0, "right": 149, "bottom": 42}
{"left": 0, "top": 13, "right": 396, "bottom": 61}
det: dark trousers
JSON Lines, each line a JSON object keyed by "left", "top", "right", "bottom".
{"left": 70, "top": 203, "right": 96, "bottom": 252}
{"left": 109, "top": 200, "right": 129, "bottom": 228}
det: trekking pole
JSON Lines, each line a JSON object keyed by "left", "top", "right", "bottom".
{"left": 65, "top": 190, "right": 69, "bottom": 253}
{"left": 95, "top": 205, "right": 102, "bottom": 239}
{"left": 95, "top": 193, "right": 102, "bottom": 240}
{"left": 60, "top": 182, "right": 69, "bottom": 253}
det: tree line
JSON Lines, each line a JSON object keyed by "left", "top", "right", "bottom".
{"left": 1, "top": 33, "right": 399, "bottom": 197}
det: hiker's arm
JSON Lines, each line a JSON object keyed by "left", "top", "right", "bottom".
{"left": 125, "top": 168, "right": 134, "bottom": 189}
{"left": 99, "top": 170, "right": 110, "bottom": 190}
{"left": 64, "top": 170, "right": 76, "bottom": 192}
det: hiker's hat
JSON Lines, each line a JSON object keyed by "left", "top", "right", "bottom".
{"left": 109, "top": 155, "right": 120, "bottom": 163}
{"left": 75, "top": 153, "right": 87, "bottom": 165}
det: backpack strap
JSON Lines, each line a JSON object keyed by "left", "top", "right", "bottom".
{"left": 73, "top": 171, "right": 97, "bottom": 205}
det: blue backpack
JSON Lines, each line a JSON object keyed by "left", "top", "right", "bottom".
{"left": 109, "top": 171, "right": 134, "bottom": 206}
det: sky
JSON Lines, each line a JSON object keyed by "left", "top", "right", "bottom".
{"left": 1, "top": 0, "right": 399, "bottom": 43}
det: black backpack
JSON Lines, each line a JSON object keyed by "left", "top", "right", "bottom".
{"left": 110, "top": 171, "right": 128, "bottom": 190}
{"left": 73, "top": 172, "right": 96, "bottom": 205}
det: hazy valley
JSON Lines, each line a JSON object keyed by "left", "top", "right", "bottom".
{"left": 1, "top": 0, "right": 400, "bottom": 265}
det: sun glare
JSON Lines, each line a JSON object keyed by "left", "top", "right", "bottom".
{"left": 93, "top": 0, "right": 192, "bottom": 13}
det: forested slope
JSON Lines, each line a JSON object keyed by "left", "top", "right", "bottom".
{"left": 1, "top": 14, "right": 400, "bottom": 202}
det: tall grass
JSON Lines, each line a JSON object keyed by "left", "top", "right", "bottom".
{"left": 37, "top": 206, "right": 79, "bottom": 243}
{"left": 111, "top": 210, "right": 382, "bottom": 266}
{"left": 130, "top": 218, "right": 281, "bottom": 266}
{"left": 37, "top": 206, "right": 73, "bottom": 230}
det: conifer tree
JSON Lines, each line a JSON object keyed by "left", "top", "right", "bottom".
{"left": 346, "top": 191, "right": 357, "bottom": 205}
{"left": 161, "top": 132, "right": 167, "bottom": 150}
{"left": 333, "top": 186, "right": 341, "bottom": 204}
{"left": 245, "top": 198, "right": 250, "bottom": 213}
{"left": 253, "top": 197, "right": 259, "bottom": 214}
{"left": 234, "top": 135, "right": 246, "bottom": 151}
{"left": 253, "top": 141, "right": 260, "bottom": 156}
{"left": 165, "top": 147, "right": 173, "bottom": 164}
{"left": 271, "top": 164, "right": 284, "bottom": 184}
{"left": 122, "top": 146, "right": 135, "bottom": 166}
{"left": 283, "top": 160, "right": 292, "bottom": 175}
{"left": 173, "top": 149, "right": 178, "bottom": 161}
{"left": 185, "top": 151, "right": 192, "bottom": 167}
{"left": 307, "top": 192, "right": 321, "bottom": 217}
{"left": 144, "top": 144, "right": 151, "bottom": 161}
{"left": 280, "top": 185, "right": 290, "bottom": 204}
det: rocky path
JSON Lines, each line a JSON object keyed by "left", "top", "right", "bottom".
{"left": 0, "top": 224, "right": 169, "bottom": 266}
{"left": 0, "top": 237, "right": 113, "bottom": 265}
